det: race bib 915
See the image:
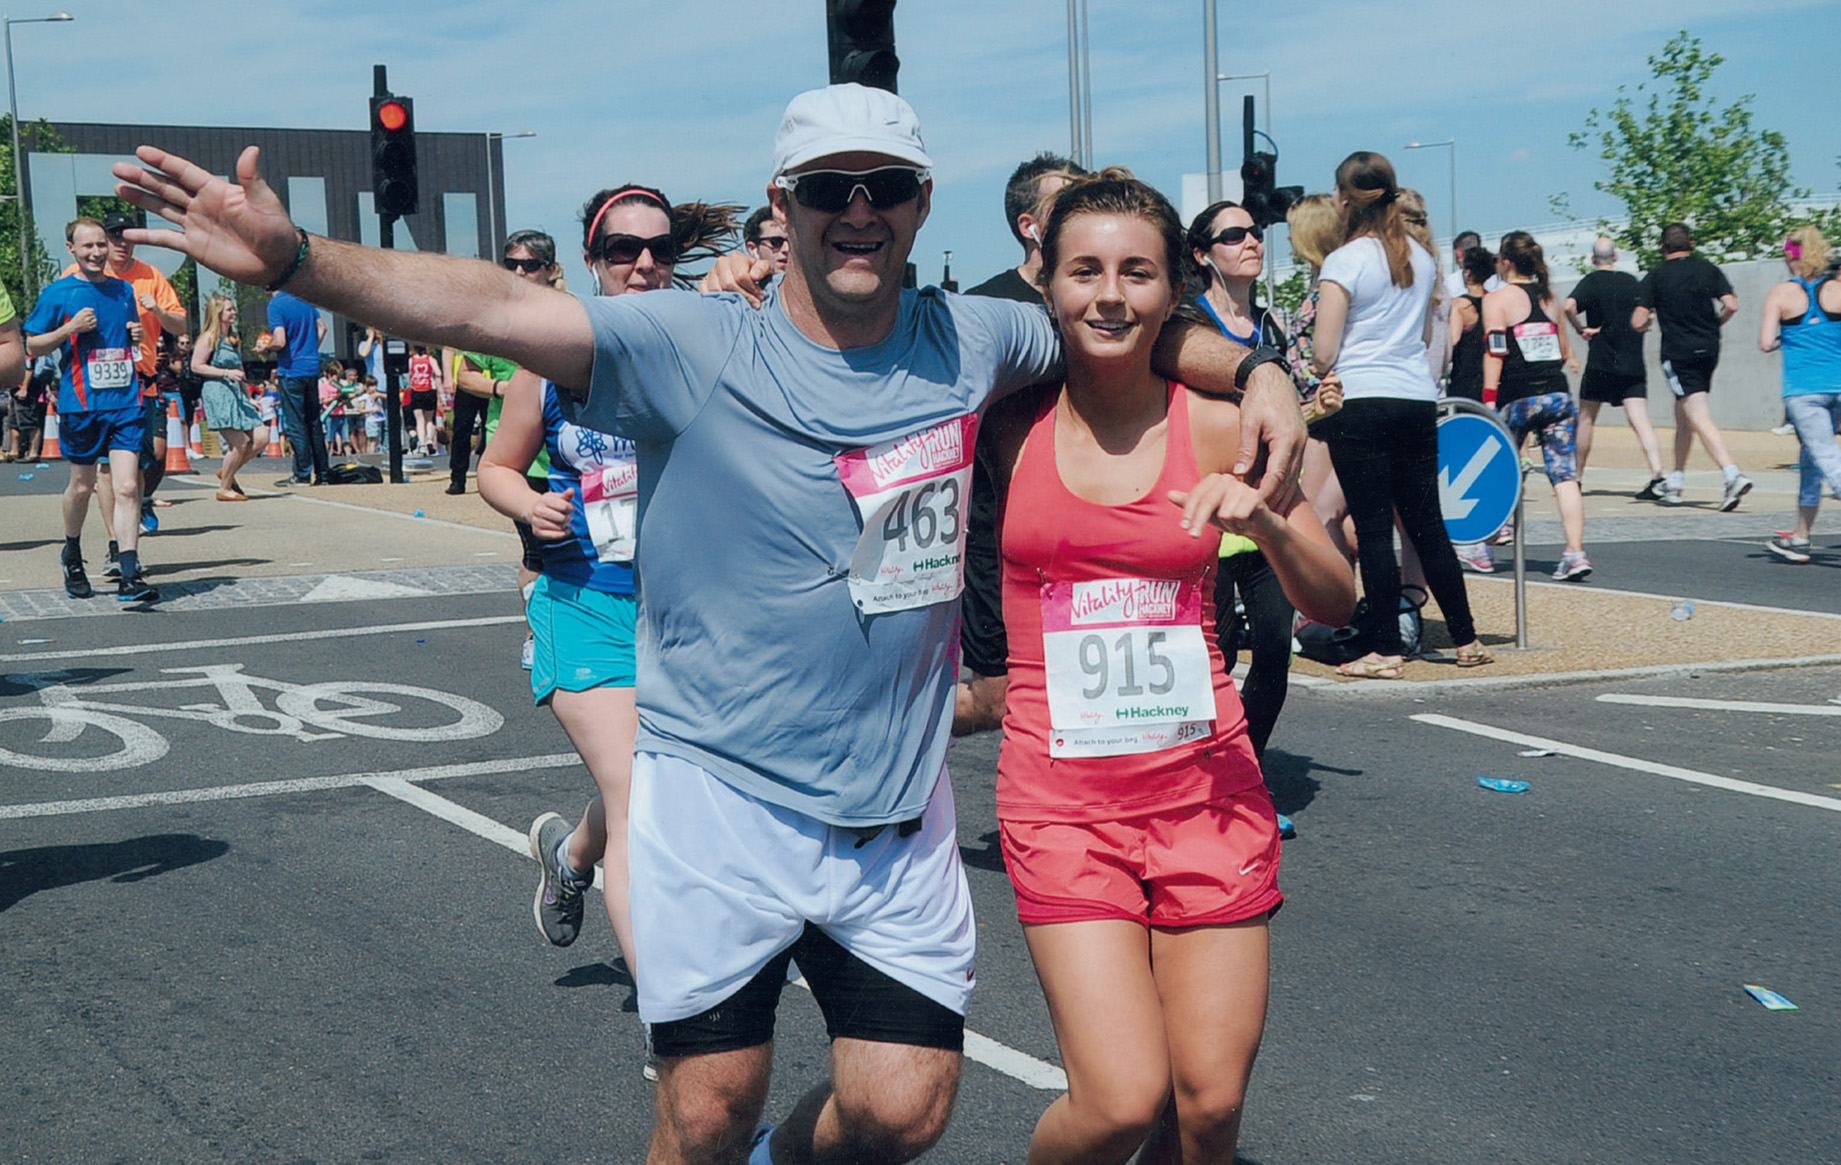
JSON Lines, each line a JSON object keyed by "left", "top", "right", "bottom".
{"left": 1041, "top": 576, "right": 1216, "bottom": 759}
{"left": 834, "top": 415, "right": 976, "bottom": 615}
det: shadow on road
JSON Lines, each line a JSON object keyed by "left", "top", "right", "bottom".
{"left": 0, "top": 833, "right": 230, "bottom": 912}
{"left": 1262, "top": 748, "right": 1363, "bottom": 816}
{"left": 960, "top": 830, "right": 1004, "bottom": 873}
{"left": 555, "top": 960, "right": 638, "bottom": 1012}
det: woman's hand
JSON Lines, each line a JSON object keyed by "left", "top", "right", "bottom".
{"left": 527, "top": 487, "right": 575, "bottom": 541}
{"left": 1303, "top": 372, "right": 1344, "bottom": 424}
{"left": 1168, "top": 473, "right": 1277, "bottom": 540}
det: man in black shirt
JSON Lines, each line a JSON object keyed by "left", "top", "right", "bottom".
{"left": 1632, "top": 222, "right": 1752, "bottom": 509}
{"left": 955, "top": 152, "right": 1085, "bottom": 734}
{"left": 1565, "top": 237, "right": 1665, "bottom": 497}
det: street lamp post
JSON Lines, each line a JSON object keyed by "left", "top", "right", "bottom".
{"left": 1404, "top": 139, "right": 1457, "bottom": 244}
{"left": 483, "top": 129, "right": 534, "bottom": 260}
{"left": 6, "top": 10, "right": 72, "bottom": 301}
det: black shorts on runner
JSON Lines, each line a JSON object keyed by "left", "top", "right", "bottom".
{"left": 1579, "top": 368, "right": 1647, "bottom": 405}
{"left": 1661, "top": 354, "right": 1717, "bottom": 399}
{"left": 649, "top": 922, "right": 964, "bottom": 1058}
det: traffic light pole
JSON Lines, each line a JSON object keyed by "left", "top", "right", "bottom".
{"left": 373, "top": 64, "right": 407, "bottom": 484}
{"left": 379, "top": 213, "right": 405, "bottom": 485}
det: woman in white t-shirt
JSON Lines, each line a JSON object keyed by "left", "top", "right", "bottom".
{"left": 1310, "top": 151, "right": 1489, "bottom": 678}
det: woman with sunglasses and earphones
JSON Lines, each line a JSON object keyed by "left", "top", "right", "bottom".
{"left": 1183, "top": 202, "right": 1303, "bottom": 793}
{"left": 478, "top": 188, "right": 735, "bottom": 1048}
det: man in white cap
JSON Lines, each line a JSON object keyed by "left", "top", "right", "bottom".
{"left": 113, "top": 83, "right": 1305, "bottom": 1165}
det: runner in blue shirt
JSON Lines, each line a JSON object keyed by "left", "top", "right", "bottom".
{"left": 24, "top": 217, "right": 157, "bottom": 602}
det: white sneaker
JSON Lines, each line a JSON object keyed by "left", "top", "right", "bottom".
{"left": 1455, "top": 542, "right": 1494, "bottom": 573}
{"left": 520, "top": 636, "right": 535, "bottom": 671}
{"left": 1552, "top": 550, "right": 1593, "bottom": 581}
{"left": 1719, "top": 474, "right": 1753, "bottom": 512}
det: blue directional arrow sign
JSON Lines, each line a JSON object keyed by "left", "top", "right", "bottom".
{"left": 1436, "top": 412, "right": 1522, "bottom": 546}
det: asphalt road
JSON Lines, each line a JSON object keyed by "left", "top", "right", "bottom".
{"left": 3, "top": 582, "right": 1837, "bottom": 1164}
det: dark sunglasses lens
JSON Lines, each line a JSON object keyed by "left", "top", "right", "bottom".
{"left": 792, "top": 169, "right": 921, "bottom": 212}
{"left": 598, "top": 234, "right": 678, "bottom": 265}
{"left": 1216, "top": 226, "right": 1262, "bottom": 245}
{"left": 503, "top": 257, "right": 545, "bottom": 272}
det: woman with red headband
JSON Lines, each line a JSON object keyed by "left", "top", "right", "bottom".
{"left": 478, "top": 186, "right": 735, "bottom": 1075}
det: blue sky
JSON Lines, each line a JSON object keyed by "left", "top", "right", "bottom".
{"left": 22, "top": 0, "right": 1841, "bottom": 291}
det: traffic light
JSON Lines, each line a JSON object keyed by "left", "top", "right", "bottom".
{"left": 1238, "top": 96, "right": 1301, "bottom": 228}
{"left": 827, "top": 0, "right": 899, "bottom": 93}
{"left": 370, "top": 92, "right": 419, "bottom": 219}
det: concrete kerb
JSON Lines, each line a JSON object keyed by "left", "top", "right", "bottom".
{"left": 1295, "top": 652, "right": 1841, "bottom": 698}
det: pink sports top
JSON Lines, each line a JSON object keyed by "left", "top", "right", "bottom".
{"left": 996, "top": 383, "right": 1262, "bottom": 823}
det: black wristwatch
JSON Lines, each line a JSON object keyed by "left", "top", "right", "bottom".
{"left": 1233, "top": 346, "right": 1288, "bottom": 392}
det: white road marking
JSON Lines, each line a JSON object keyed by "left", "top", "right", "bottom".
{"left": 964, "top": 1031, "right": 1068, "bottom": 1091}
{"left": 0, "top": 614, "right": 526, "bottom": 664}
{"left": 1595, "top": 694, "right": 1841, "bottom": 717}
{"left": 0, "top": 754, "right": 578, "bottom": 819}
{"left": 299, "top": 575, "right": 434, "bottom": 603}
{"left": 363, "top": 779, "right": 1068, "bottom": 1092}
{"left": 1411, "top": 713, "right": 1841, "bottom": 813}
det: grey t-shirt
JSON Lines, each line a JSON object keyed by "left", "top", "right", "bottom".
{"left": 579, "top": 284, "right": 1060, "bottom": 825}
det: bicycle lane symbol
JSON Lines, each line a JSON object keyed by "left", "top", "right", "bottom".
{"left": 0, "top": 663, "right": 506, "bottom": 773}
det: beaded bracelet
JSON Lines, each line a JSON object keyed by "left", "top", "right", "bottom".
{"left": 267, "top": 228, "right": 311, "bottom": 292}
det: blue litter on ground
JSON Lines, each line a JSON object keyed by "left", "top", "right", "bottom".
{"left": 414, "top": 510, "right": 425, "bottom": 517}
{"left": 17, "top": 473, "right": 33, "bottom": 480}
{"left": 1743, "top": 985, "right": 1797, "bottom": 1010}
{"left": 1477, "top": 777, "right": 1529, "bottom": 794}
{"left": 415, "top": 639, "right": 426, "bottom": 644}
{"left": 35, "top": 462, "right": 49, "bottom": 468}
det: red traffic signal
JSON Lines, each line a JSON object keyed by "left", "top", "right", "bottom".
{"left": 369, "top": 93, "right": 418, "bottom": 219}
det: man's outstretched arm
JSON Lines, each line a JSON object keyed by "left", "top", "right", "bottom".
{"left": 113, "top": 145, "right": 594, "bottom": 387}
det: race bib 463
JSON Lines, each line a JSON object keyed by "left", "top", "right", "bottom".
{"left": 834, "top": 415, "right": 977, "bottom": 615}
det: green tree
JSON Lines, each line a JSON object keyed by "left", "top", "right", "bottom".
{"left": 0, "top": 115, "right": 77, "bottom": 311}
{"left": 1569, "top": 31, "right": 1808, "bottom": 269}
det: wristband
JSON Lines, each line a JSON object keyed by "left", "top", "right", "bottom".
{"left": 267, "top": 228, "right": 311, "bottom": 292}
{"left": 1233, "top": 346, "right": 1288, "bottom": 392}
{"left": 492, "top": 380, "right": 503, "bottom": 398}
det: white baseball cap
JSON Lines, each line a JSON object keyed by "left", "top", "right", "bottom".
{"left": 771, "top": 83, "right": 932, "bottom": 177}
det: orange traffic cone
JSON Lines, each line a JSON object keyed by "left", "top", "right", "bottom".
{"left": 163, "top": 397, "right": 192, "bottom": 474}
{"left": 188, "top": 409, "right": 204, "bottom": 458}
{"left": 263, "top": 395, "right": 283, "bottom": 457}
{"left": 41, "top": 403, "right": 60, "bottom": 460}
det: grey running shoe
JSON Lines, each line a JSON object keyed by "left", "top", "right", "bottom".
{"left": 642, "top": 1022, "right": 659, "bottom": 1082}
{"left": 1767, "top": 534, "right": 1812, "bottom": 564}
{"left": 1552, "top": 550, "right": 1593, "bottom": 582}
{"left": 1659, "top": 482, "right": 1685, "bottom": 506}
{"left": 1719, "top": 474, "right": 1753, "bottom": 512}
{"left": 528, "top": 812, "right": 585, "bottom": 947}
{"left": 1455, "top": 542, "right": 1494, "bottom": 573}
{"left": 1634, "top": 476, "right": 1666, "bottom": 501}
{"left": 62, "top": 556, "right": 92, "bottom": 599}
{"left": 102, "top": 549, "right": 122, "bottom": 579}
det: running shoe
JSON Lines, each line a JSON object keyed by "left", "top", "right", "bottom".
{"left": 1767, "top": 534, "right": 1812, "bottom": 564}
{"left": 529, "top": 812, "right": 585, "bottom": 947}
{"left": 1487, "top": 522, "right": 1515, "bottom": 546}
{"left": 520, "top": 636, "right": 535, "bottom": 671}
{"left": 1634, "top": 476, "right": 1666, "bottom": 501}
{"left": 1659, "top": 482, "right": 1685, "bottom": 506}
{"left": 642, "top": 1022, "right": 659, "bottom": 1083}
{"left": 139, "top": 500, "right": 159, "bottom": 534}
{"left": 1552, "top": 550, "right": 1593, "bottom": 582}
{"left": 1455, "top": 542, "right": 1494, "bottom": 573}
{"left": 62, "top": 556, "right": 93, "bottom": 599}
{"left": 102, "top": 549, "right": 122, "bottom": 579}
{"left": 1718, "top": 474, "right": 1753, "bottom": 512}
{"left": 116, "top": 574, "right": 160, "bottom": 603}
{"left": 1771, "top": 422, "right": 1796, "bottom": 436}
{"left": 1276, "top": 812, "right": 1297, "bottom": 840}
{"left": 747, "top": 1126, "right": 776, "bottom": 1165}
